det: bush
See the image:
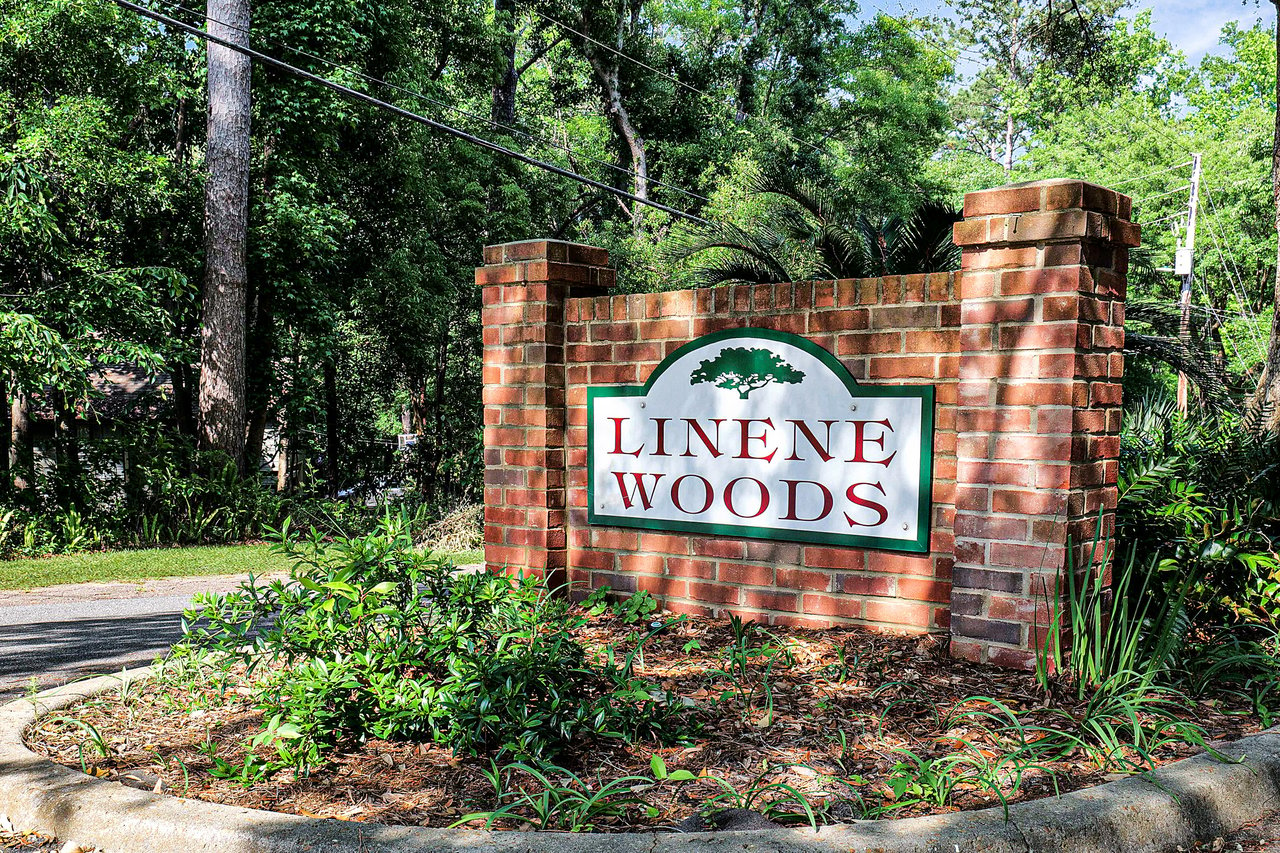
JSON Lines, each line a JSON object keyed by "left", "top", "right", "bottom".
{"left": 179, "top": 513, "right": 685, "bottom": 772}
{"left": 1030, "top": 394, "right": 1280, "bottom": 725}
{"left": 1117, "top": 395, "right": 1280, "bottom": 631}
{"left": 0, "top": 423, "right": 443, "bottom": 559}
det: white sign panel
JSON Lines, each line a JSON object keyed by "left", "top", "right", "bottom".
{"left": 588, "top": 328, "right": 935, "bottom": 553}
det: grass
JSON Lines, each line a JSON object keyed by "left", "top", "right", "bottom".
{"left": 0, "top": 544, "right": 485, "bottom": 591}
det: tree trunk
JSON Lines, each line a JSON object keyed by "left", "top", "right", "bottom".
{"left": 0, "top": 375, "right": 9, "bottom": 492}
{"left": 171, "top": 361, "right": 198, "bottom": 436}
{"left": 580, "top": 17, "right": 647, "bottom": 228}
{"left": 735, "top": 0, "right": 764, "bottom": 122}
{"left": 242, "top": 278, "right": 275, "bottom": 470}
{"left": 323, "top": 358, "right": 340, "bottom": 498}
{"left": 1249, "top": 4, "right": 1280, "bottom": 432}
{"left": 198, "top": 0, "right": 252, "bottom": 468}
{"left": 1004, "top": 114, "right": 1015, "bottom": 176}
{"left": 492, "top": 0, "right": 518, "bottom": 126}
{"left": 1002, "top": 14, "right": 1020, "bottom": 176}
{"left": 9, "top": 388, "right": 30, "bottom": 492}
{"left": 52, "top": 391, "right": 80, "bottom": 509}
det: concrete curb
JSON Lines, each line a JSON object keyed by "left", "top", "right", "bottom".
{"left": 2, "top": 671, "right": 1279, "bottom": 852}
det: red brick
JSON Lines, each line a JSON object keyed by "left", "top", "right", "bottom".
{"left": 959, "top": 271, "right": 997, "bottom": 299}
{"left": 991, "top": 488, "right": 1066, "bottom": 515}
{"left": 744, "top": 541, "right": 803, "bottom": 563}
{"left": 953, "top": 513, "right": 1029, "bottom": 542}
{"left": 865, "top": 552, "right": 935, "bottom": 576}
{"left": 962, "top": 246, "right": 1038, "bottom": 271}
{"left": 691, "top": 539, "right": 747, "bottom": 560}
{"left": 840, "top": 574, "right": 894, "bottom": 596}
{"left": 638, "top": 532, "right": 692, "bottom": 555}
{"left": 998, "top": 324, "right": 1079, "bottom": 350}
{"left": 666, "top": 558, "right": 716, "bottom": 579}
{"left": 989, "top": 541, "right": 1063, "bottom": 569}
{"left": 718, "top": 562, "right": 775, "bottom": 586}
{"left": 742, "top": 589, "right": 798, "bottom": 612}
{"left": 964, "top": 186, "right": 1043, "bottom": 217}
{"left": 869, "top": 305, "right": 940, "bottom": 330}
{"left": 987, "top": 645, "right": 1036, "bottom": 670}
{"left": 619, "top": 553, "right": 665, "bottom": 575}
{"left": 805, "top": 547, "right": 865, "bottom": 570}
{"left": 801, "top": 594, "right": 861, "bottom": 619}
{"left": 809, "top": 308, "right": 869, "bottom": 333}
{"left": 869, "top": 356, "right": 937, "bottom": 379}
{"left": 776, "top": 568, "right": 832, "bottom": 592}
{"left": 897, "top": 578, "right": 951, "bottom": 603}
{"left": 961, "top": 298, "right": 1036, "bottom": 324}
{"left": 592, "top": 529, "right": 639, "bottom": 550}
{"left": 688, "top": 582, "right": 741, "bottom": 606}
{"left": 1000, "top": 267, "right": 1084, "bottom": 296}
{"left": 952, "top": 219, "right": 989, "bottom": 246}
{"left": 636, "top": 575, "right": 687, "bottom": 599}
{"left": 866, "top": 599, "right": 932, "bottom": 628}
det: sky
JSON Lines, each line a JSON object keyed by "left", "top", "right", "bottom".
{"left": 862, "top": 0, "right": 1274, "bottom": 65}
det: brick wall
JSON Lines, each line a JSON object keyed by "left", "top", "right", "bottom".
{"left": 562, "top": 275, "right": 960, "bottom": 631}
{"left": 479, "top": 178, "right": 1138, "bottom": 667}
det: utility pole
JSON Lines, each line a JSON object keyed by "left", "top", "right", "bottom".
{"left": 1176, "top": 153, "right": 1203, "bottom": 414}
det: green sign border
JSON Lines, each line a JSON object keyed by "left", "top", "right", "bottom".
{"left": 586, "top": 327, "right": 936, "bottom": 554}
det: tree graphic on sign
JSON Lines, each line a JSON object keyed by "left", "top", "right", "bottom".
{"left": 690, "top": 347, "right": 805, "bottom": 399}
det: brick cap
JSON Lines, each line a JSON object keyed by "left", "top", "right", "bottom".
{"left": 963, "top": 178, "right": 1133, "bottom": 221}
{"left": 483, "top": 240, "right": 609, "bottom": 267}
{"left": 953, "top": 209, "right": 1140, "bottom": 250}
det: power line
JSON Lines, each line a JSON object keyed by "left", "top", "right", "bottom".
{"left": 1110, "top": 160, "right": 1194, "bottom": 190}
{"left": 1201, "top": 184, "right": 1265, "bottom": 347}
{"left": 111, "top": 0, "right": 709, "bottom": 224}
{"left": 1132, "top": 184, "right": 1191, "bottom": 208}
{"left": 1202, "top": 184, "right": 1252, "bottom": 303}
{"left": 1138, "top": 210, "right": 1188, "bottom": 228}
{"left": 143, "top": 0, "right": 710, "bottom": 206}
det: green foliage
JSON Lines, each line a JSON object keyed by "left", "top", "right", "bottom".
{"left": 178, "top": 513, "right": 686, "bottom": 774}
{"left": 1025, "top": 393, "right": 1280, "bottom": 768}
{"left": 708, "top": 614, "right": 795, "bottom": 724}
{"left": 0, "top": 427, "right": 289, "bottom": 557}
{"left": 668, "top": 169, "right": 961, "bottom": 286}
{"left": 696, "top": 763, "right": 819, "bottom": 827}
{"left": 459, "top": 761, "right": 658, "bottom": 831}
{"left": 1117, "top": 395, "right": 1280, "bottom": 630}
{"left": 1034, "top": 538, "right": 1192, "bottom": 701}
{"left": 583, "top": 586, "right": 659, "bottom": 624}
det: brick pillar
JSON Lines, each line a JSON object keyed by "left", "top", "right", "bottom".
{"left": 478, "top": 240, "right": 612, "bottom": 581}
{"left": 949, "top": 180, "right": 1139, "bottom": 668}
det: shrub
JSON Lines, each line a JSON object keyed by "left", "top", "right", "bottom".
{"left": 179, "top": 513, "right": 686, "bottom": 772}
{"left": 1117, "top": 395, "right": 1280, "bottom": 631}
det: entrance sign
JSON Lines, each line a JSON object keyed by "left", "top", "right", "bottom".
{"left": 588, "top": 328, "right": 935, "bottom": 553}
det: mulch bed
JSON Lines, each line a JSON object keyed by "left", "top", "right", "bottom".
{"left": 23, "top": 609, "right": 1261, "bottom": 831}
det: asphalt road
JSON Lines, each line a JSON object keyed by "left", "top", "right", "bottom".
{"left": 0, "top": 597, "right": 189, "bottom": 700}
{"left": 0, "top": 574, "right": 267, "bottom": 701}
{"left": 0, "top": 566, "right": 481, "bottom": 701}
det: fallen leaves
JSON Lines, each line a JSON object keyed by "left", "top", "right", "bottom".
{"left": 21, "top": 612, "right": 1263, "bottom": 833}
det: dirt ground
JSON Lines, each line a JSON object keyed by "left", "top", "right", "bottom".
{"left": 24, "top": 609, "right": 1262, "bottom": 832}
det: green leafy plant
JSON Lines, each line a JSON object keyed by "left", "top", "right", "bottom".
{"left": 41, "top": 716, "right": 110, "bottom": 759}
{"left": 614, "top": 589, "right": 659, "bottom": 624}
{"left": 582, "top": 586, "right": 660, "bottom": 625}
{"left": 696, "top": 763, "right": 819, "bottom": 827}
{"left": 456, "top": 761, "right": 657, "bottom": 831}
{"left": 709, "top": 614, "right": 795, "bottom": 724}
{"left": 178, "top": 512, "right": 686, "bottom": 775}
{"left": 1035, "top": 531, "right": 1193, "bottom": 701}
